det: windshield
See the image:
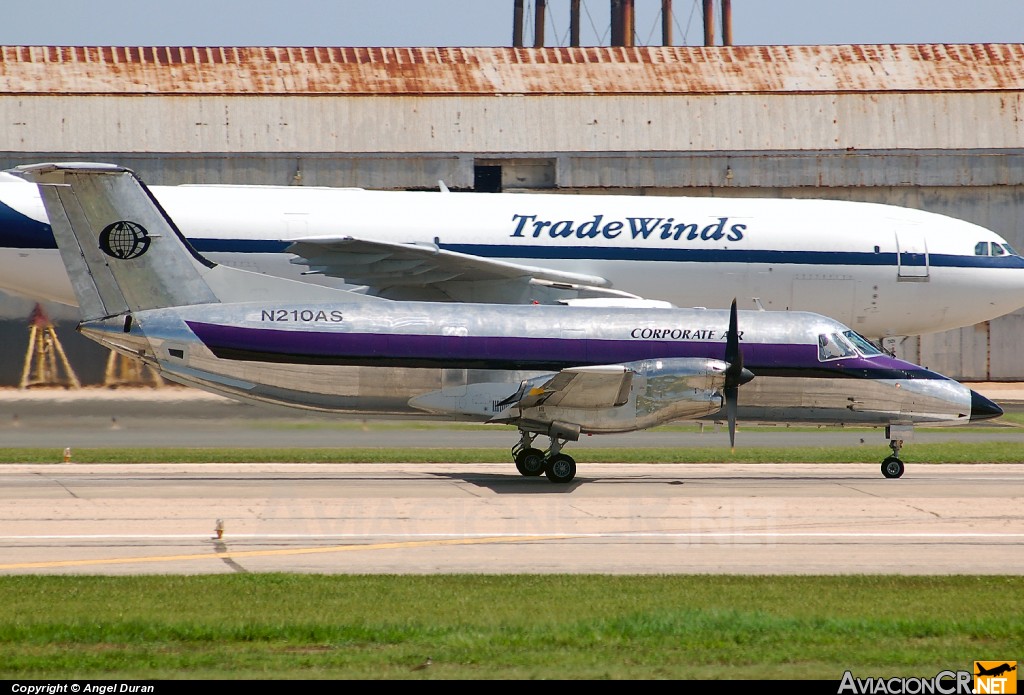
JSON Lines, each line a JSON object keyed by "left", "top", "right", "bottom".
{"left": 842, "top": 330, "right": 883, "bottom": 356}
{"left": 818, "top": 332, "right": 856, "bottom": 360}
{"left": 974, "top": 240, "right": 1020, "bottom": 257}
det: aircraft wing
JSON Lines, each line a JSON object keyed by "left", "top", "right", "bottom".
{"left": 506, "top": 365, "right": 635, "bottom": 411}
{"left": 286, "top": 236, "right": 645, "bottom": 303}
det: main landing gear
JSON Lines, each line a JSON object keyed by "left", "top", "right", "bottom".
{"left": 881, "top": 438, "right": 905, "bottom": 479}
{"left": 512, "top": 431, "right": 577, "bottom": 484}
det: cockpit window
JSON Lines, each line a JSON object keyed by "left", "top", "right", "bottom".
{"left": 975, "top": 241, "right": 1019, "bottom": 257}
{"left": 818, "top": 333, "right": 857, "bottom": 361}
{"left": 842, "top": 330, "right": 883, "bottom": 356}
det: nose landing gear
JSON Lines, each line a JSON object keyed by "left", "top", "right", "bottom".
{"left": 881, "top": 438, "right": 905, "bottom": 479}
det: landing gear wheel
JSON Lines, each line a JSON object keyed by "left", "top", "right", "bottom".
{"left": 881, "top": 456, "right": 905, "bottom": 479}
{"left": 545, "top": 453, "right": 577, "bottom": 484}
{"left": 515, "top": 447, "right": 546, "bottom": 477}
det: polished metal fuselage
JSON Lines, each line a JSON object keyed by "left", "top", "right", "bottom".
{"left": 79, "top": 299, "right": 979, "bottom": 432}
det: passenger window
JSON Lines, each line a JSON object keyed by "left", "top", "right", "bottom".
{"left": 975, "top": 242, "right": 990, "bottom": 256}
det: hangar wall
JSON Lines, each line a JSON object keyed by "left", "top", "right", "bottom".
{"left": 3, "top": 93, "right": 1024, "bottom": 153}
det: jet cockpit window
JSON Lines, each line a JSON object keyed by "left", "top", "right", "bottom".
{"left": 975, "top": 241, "right": 1019, "bottom": 257}
{"left": 842, "top": 330, "right": 883, "bottom": 357}
{"left": 818, "top": 333, "right": 857, "bottom": 361}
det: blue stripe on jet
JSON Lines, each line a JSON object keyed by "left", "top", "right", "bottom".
{"left": 0, "top": 200, "right": 53, "bottom": 248}
{"left": 168, "top": 239, "right": 1024, "bottom": 270}
{"left": 193, "top": 239, "right": 293, "bottom": 253}
{"left": 438, "top": 243, "right": 1024, "bottom": 269}
{"left": 4, "top": 206, "right": 1022, "bottom": 270}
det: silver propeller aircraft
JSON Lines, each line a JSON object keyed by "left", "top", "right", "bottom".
{"left": 11, "top": 163, "right": 1003, "bottom": 484}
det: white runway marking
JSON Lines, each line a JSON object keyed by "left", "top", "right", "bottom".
{"left": 2, "top": 531, "right": 1023, "bottom": 540}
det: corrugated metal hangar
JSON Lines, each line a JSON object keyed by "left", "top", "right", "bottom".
{"left": 1, "top": 41, "right": 1023, "bottom": 380}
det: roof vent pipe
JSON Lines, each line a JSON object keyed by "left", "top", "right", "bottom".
{"left": 534, "top": 0, "right": 547, "bottom": 47}
{"left": 662, "top": 0, "right": 673, "bottom": 46}
{"left": 703, "top": 0, "right": 715, "bottom": 46}
{"left": 722, "top": 0, "right": 733, "bottom": 45}
{"left": 513, "top": 0, "right": 524, "bottom": 47}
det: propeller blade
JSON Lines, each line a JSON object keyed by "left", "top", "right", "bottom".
{"left": 724, "top": 299, "right": 744, "bottom": 452}
{"left": 726, "top": 385, "right": 738, "bottom": 451}
{"left": 724, "top": 298, "right": 742, "bottom": 378}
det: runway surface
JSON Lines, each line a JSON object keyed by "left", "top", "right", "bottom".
{"left": 1, "top": 462, "right": 1021, "bottom": 576}
{"left": 1, "top": 387, "right": 1021, "bottom": 576}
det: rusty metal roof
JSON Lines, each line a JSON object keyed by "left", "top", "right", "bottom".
{"left": 1, "top": 44, "right": 1023, "bottom": 96}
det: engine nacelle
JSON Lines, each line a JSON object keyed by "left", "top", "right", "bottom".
{"left": 408, "top": 357, "right": 733, "bottom": 434}
{"left": 580, "top": 357, "right": 728, "bottom": 433}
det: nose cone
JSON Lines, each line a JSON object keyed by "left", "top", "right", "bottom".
{"left": 970, "top": 390, "right": 1003, "bottom": 421}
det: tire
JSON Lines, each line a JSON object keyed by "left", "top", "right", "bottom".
{"left": 544, "top": 453, "right": 577, "bottom": 484}
{"left": 515, "top": 447, "right": 546, "bottom": 476}
{"left": 881, "top": 456, "right": 905, "bottom": 479}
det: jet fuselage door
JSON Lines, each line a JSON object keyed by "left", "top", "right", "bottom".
{"left": 895, "top": 227, "right": 929, "bottom": 280}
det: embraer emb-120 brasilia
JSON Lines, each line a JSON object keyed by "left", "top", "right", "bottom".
{"left": 11, "top": 163, "right": 1003, "bottom": 484}
{"left": 1, "top": 170, "right": 1023, "bottom": 339}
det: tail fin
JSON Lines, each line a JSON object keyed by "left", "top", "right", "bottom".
{"left": 10, "top": 162, "right": 365, "bottom": 321}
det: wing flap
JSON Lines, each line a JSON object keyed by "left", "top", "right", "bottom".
{"left": 519, "top": 365, "right": 634, "bottom": 410}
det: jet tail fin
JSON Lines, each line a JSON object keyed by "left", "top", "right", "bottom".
{"left": 10, "top": 163, "right": 371, "bottom": 321}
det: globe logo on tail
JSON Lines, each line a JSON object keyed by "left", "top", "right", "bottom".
{"left": 98, "top": 220, "right": 150, "bottom": 259}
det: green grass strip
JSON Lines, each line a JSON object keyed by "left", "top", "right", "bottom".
{"left": 2, "top": 441, "right": 1024, "bottom": 464}
{"left": 0, "top": 575, "right": 1019, "bottom": 679}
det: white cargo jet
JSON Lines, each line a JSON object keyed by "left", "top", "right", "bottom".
{"left": 10, "top": 163, "right": 1003, "bottom": 483}
{"left": 0, "top": 171, "right": 1022, "bottom": 338}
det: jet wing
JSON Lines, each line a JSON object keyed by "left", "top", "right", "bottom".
{"left": 286, "top": 236, "right": 644, "bottom": 303}
{"left": 509, "top": 365, "right": 634, "bottom": 411}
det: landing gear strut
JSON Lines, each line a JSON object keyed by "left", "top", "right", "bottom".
{"left": 881, "top": 426, "right": 911, "bottom": 479}
{"left": 512, "top": 432, "right": 545, "bottom": 477}
{"left": 881, "top": 438, "right": 905, "bottom": 479}
{"left": 511, "top": 430, "right": 577, "bottom": 484}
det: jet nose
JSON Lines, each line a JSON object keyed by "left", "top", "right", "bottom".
{"left": 969, "top": 389, "right": 1003, "bottom": 421}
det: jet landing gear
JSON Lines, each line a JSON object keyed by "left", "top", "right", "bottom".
{"left": 881, "top": 439, "right": 905, "bottom": 479}
{"left": 512, "top": 431, "right": 578, "bottom": 484}
{"left": 512, "top": 433, "right": 545, "bottom": 477}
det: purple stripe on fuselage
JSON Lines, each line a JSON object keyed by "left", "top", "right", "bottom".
{"left": 184, "top": 321, "right": 939, "bottom": 378}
